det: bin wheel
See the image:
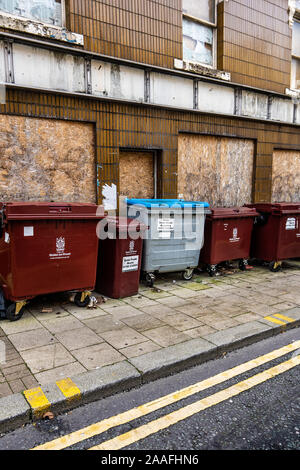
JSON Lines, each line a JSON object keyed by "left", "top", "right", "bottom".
{"left": 207, "top": 264, "right": 217, "bottom": 277}
{"left": 239, "top": 259, "right": 250, "bottom": 271}
{"left": 269, "top": 261, "right": 282, "bottom": 273}
{"left": 74, "top": 292, "right": 91, "bottom": 308}
{"left": 6, "top": 303, "right": 26, "bottom": 322}
{"left": 182, "top": 268, "right": 194, "bottom": 281}
{"left": 145, "top": 273, "right": 155, "bottom": 288}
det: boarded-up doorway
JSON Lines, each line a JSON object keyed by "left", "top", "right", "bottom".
{"left": 272, "top": 150, "right": 300, "bottom": 202}
{"left": 178, "top": 135, "right": 255, "bottom": 207}
{"left": 119, "top": 150, "right": 158, "bottom": 198}
{"left": 0, "top": 115, "right": 96, "bottom": 202}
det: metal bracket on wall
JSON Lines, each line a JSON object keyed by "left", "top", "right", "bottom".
{"left": 144, "top": 70, "right": 151, "bottom": 103}
{"left": 85, "top": 57, "right": 92, "bottom": 94}
{"left": 234, "top": 88, "right": 242, "bottom": 115}
{"left": 193, "top": 80, "right": 198, "bottom": 110}
{"left": 3, "top": 39, "right": 14, "bottom": 84}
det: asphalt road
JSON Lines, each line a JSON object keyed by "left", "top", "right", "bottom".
{"left": 0, "top": 328, "right": 299, "bottom": 452}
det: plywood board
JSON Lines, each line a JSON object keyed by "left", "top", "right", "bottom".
{"left": 119, "top": 151, "right": 154, "bottom": 198}
{"left": 0, "top": 115, "right": 96, "bottom": 203}
{"left": 272, "top": 150, "right": 300, "bottom": 202}
{"left": 178, "top": 135, "right": 254, "bottom": 207}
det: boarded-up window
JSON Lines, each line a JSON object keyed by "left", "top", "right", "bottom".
{"left": 178, "top": 135, "right": 254, "bottom": 207}
{"left": 119, "top": 151, "right": 154, "bottom": 199}
{"left": 0, "top": 115, "right": 96, "bottom": 203}
{"left": 272, "top": 150, "right": 300, "bottom": 202}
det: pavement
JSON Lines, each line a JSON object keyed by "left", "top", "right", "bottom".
{"left": 0, "top": 260, "right": 300, "bottom": 433}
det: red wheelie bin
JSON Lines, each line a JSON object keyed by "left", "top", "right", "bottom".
{"left": 246, "top": 202, "right": 300, "bottom": 272}
{"left": 199, "top": 207, "right": 258, "bottom": 276}
{"left": 95, "top": 216, "right": 147, "bottom": 298}
{"left": 0, "top": 202, "right": 104, "bottom": 321}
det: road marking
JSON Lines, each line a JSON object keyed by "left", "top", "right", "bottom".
{"left": 56, "top": 378, "right": 81, "bottom": 401}
{"left": 264, "top": 316, "right": 287, "bottom": 325}
{"left": 31, "top": 341, "right": 300, "bottom": 450}
{"left": 273, "top": 313, "right": 295, "bottom": 323}
{"left": 23, "top": 387, "right": 51, "bottom": 419}
{"left": 90, "top": 354, "right": 300, "bottom": 450}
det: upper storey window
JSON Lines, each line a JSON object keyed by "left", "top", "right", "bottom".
{"left": 182, "top": 0, "right": 216, "bottom": 67}
{"left": 0, "top": 0, "right": 63, "bottom": 27}
{"left": 291, "top": 5, "right": 300, "bottom": 89}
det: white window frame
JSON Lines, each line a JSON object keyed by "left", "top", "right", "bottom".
{"left": 0, "top": 0, "right": 66, "bottom": 29}
{"left": 291, "top": 12, "right": 300, "bottom": 90}
{"left": 182, "top": 1, "right": 217, "bottom": 69}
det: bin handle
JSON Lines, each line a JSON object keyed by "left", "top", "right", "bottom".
{"left": 49, "top": 206, "right": 72, "bottom": 214}
{"left": 0, "top": 208, "right": 4, "bottom": 238}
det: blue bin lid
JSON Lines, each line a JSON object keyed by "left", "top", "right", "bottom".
{"left": 126, "top": 198, "right": 209, "bottom": 208}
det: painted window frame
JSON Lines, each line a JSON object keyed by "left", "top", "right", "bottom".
{"left": 182, "top": 1, "right": 217, "bottom": 69}
{"left": 291, "top": 11, "right": 300, "bottom": 90}
{"left": 0, "top": 0, "right": 66, "bottom": 29}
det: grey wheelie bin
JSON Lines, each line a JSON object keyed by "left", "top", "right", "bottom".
{"left": 126, "top": 198, "right": 210, "bottom": 286}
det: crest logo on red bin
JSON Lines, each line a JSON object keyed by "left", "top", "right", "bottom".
{"left": 129, "top": 240, "right": 135, "bottom": 252}
{"left": 56, "top": 237, "right": 65, "bottom": 253}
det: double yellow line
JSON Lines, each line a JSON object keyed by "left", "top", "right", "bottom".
{"left": 32, "top": 340, "right": 300, "bottom": 451}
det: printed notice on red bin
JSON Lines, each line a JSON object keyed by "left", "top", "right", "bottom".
{"left": 122, "top": 255, "right": 139, "bottom": 272}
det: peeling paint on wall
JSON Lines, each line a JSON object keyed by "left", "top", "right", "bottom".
{"left": 0, "top": 115, "right": 96, "bottom": 202}
{"left": 272, "top": 150, "right": 300, "bottom": 202}
{"left": 178, "top": 135, "right": 254, "bottom": 207}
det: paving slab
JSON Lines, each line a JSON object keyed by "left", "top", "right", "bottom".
{"left": 142, "top": 325, "right": 190, "bottom": 347}
{"left": 0, "top": 311, "right": 41, "bottom": 335}
{"left": 121, "top": 314, "right": 165, "bottom": 332}
{"left": 100, "top": 326, "right": 147, "bottom": 349}
{"left": 19, "top": 343, "right": 75, "bottom": 374}
{"left": 119, "top": 341, "right": 161, "bottom": 359}
{"left": 71, "top": 342, "right": 125, "bottom": 370}
{"left": 8, "top": 328, "right": 56, "bottom": 352}
{"left": 55, "top": 326, "right": 104, "bottom": 351}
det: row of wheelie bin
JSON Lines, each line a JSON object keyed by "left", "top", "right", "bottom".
{"left": 0, "top": 199, "right": 299, "bottom": 321}
{"left": 124, "top": 199, "right": 300, "bottom": 285}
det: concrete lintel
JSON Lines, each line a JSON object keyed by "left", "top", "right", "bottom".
{"left": 0, "top": 13, "right": 84, "bottom": 46}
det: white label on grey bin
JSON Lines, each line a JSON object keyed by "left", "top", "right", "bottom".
{"left": 286, "top": 218, "right": 296, "bottom": 230}
{"left": 122, "top": 255, "right": 139, "bottom": 272}
{"left": 157, "top": 219, "right": 174, "bottom": 231}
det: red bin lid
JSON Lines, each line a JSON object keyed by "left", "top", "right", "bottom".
{"left": 0, "top": 202, "right": 105, "bottom": 220}
{"left": 207, "top": 207, "right": 258, "bottom": 219}
{"left": 246, "top": 203, "right": 300, "bottom": 215}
